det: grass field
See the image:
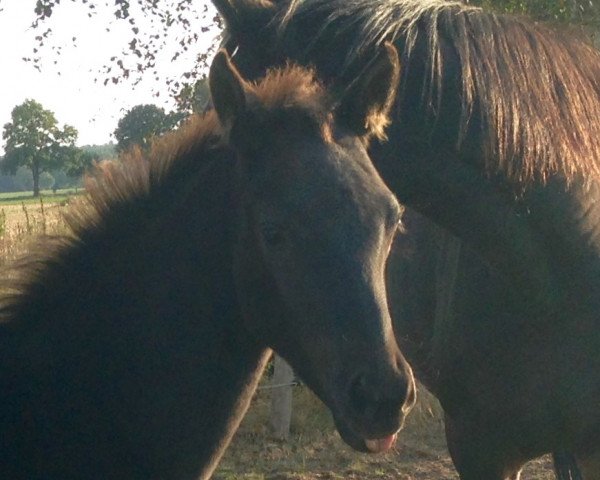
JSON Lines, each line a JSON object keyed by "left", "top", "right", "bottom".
{"left": 0, "top": 201, "right": 556, "bottom": 479}
{"left": 0, "top": 188, "right": 82, "bottom": 205}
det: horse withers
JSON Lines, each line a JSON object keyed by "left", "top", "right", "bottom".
{"left": 0, "top": 48, "right": 414, "bottom": 479}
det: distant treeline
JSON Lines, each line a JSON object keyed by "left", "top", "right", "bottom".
{"left": 0, "top": 143, "right": 116, "bottom": 193}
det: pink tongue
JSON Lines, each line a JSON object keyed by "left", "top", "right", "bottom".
{"left": 364, "top": 433, "right": 397, "bottom": 453}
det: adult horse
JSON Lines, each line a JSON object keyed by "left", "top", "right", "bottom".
{"left": 0, "top": 50, "right": 415, "bottom": 479}
{"left": 213, "top": 0, "right": 600, "bottom": 478}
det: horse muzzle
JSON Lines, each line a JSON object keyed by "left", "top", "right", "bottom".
{"left": 331, "top": 364, "right": 417, "bottom": 453}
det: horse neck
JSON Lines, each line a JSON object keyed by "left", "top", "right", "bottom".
{"left": 373, "top": 117, "right": 557, "bottom": 316}
{"left": 88, "top": 151, "right": 273, "bottom": 478}
{"left": 1, "top": 143, "right": 255, "bottom": 368}
{"left": 383, "top": 91, "right": 600, "bottom": 319}
{"left": 521, "top": 176, "right": 600, "bottom": 307}
{"left": 0, "top": 143, "right": 273, "bottom": 478}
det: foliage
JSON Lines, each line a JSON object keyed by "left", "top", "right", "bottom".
{"left": 2, "top": 99, "right": 81, "bottom": 196}
{"left": 49, "top": 170, "right": 76, "bottom": 191}
{"left": 62, "top": 142, "right": 116, "bottom": 180}
{"left": 0, "top": 172, "right": 19, "bottom": 192}
{"left": 175, "top": 76, "right": 211, "bottom": 114}
{"left": 25, "top": 0, "right": 222, "bottom": 97}
{"left": 114, "top": 104, "right": 184, "bottom": 153}
{"left": 62, "top": 149, "right": 100, "bottom": 178}
{"left": 39, "top": 171, "right": 55, "bottom": 191}
{"left": 465, "top": 0, "right": 600, "bottom": 27}
{"left": 82, "top": 142, "right": 117, "bottom": 160}
{"left": 14, "top": 167, "right": 35, "bottom": 191}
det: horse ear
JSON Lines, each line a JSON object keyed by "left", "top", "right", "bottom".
{"left": 213, "top": 0, "right": 276, "bottom": 35}
{"left": 336, "top": 43, "right": 401, "bottom": 141}
{"left": 209, "top": 49, "right": 248, "bottom": 129}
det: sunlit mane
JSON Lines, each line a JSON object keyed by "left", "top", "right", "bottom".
{"left": 60, "top": 112, "right": 223, "bottom": 242}
{"left": 79, "top": 111, "right": 222, "bottom": 223}
{"left": 0, "top": 112, "right": 224, "bottom": 318}
{"left": 229, "top": 63, "right": 342, "bottom": 143}
{"left": 279, "top": 0, "right": 600, "bottom": 184}
{"left": 250, "top": 64, "right": 326, "bottom": 111}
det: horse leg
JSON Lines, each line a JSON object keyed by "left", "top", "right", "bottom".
{"left": 444, "top": 414, "right": 523, "bottom": 480}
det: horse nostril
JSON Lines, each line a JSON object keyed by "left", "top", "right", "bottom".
{"left": 348, "top": 372, "right": 411, "bottom": 425}
{"left": 348, "top": 373, "right": 377, "bottom": 417}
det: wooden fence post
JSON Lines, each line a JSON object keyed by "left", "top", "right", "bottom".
{"left": 269, "top": 355, "right": 294, "bottom": 440}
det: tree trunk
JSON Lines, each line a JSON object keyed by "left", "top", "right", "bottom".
{"left": 32, "top": 163, "right": 40, "bottom": 197}
{"left": 269, "top": 355, "right": 294, "bottom": 440}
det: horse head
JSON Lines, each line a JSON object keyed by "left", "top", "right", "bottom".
{"left": 209, "top": 48, "right": 415, "bottom": 452}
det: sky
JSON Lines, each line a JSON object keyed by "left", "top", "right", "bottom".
{"left": 0, "top": 0, "right": 219, "bottom": 152}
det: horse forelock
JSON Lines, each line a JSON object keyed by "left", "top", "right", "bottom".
{"left": 249, "top": 64, "right": 329, "bottom": 115}
{"left": 275, "top": 0, "right": 600, "bottom": 186}
{"left": 243, "top": 63, "right": 334, "bottom": 143}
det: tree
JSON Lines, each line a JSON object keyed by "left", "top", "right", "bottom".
{"left": 60, "top": 143, "right": 116, "bottom": 189}
{"left": 175, "top": 77, "right": 211, "bottom": 114}
{"left": 2, "top": 99, "right": 80, "bottom": 196}
{"left": 114, "top": 104, "right": 184, "bottom": 153}
{"left": 63, "top": 149, "right": 101, "bottom": 179}
{"left": 81, "top": 143, "right": 117, "bottom": 161}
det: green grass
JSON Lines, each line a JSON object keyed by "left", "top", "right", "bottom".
{"left": 0, "top": 188, "right": 83, "bottom": 205}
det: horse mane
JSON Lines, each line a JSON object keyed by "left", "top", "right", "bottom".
{"left": 83, "top": 65, "right": 327, "bottom": 223}
{"left": 74, "top": 111, "right": 223, "bottom": 227}
{"left": 0, "top": 111, "right": 225, "bottom": 325}
{"left": 279, "top": 0, "right": 600, "bottom": 184}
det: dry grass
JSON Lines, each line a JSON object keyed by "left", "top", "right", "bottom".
{"left": 0, "top": 199, "right": 71, "bottom": 268}
{"left": 0, "top": 203, "right": 557, "bottom": 479}
{"left": 215, "top": 382, "right": 555, "bottom": 479}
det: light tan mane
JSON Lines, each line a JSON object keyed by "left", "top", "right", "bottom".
{"left": 0, "top": 112, "right": 224, "bottom": 321}
{"left": 249, "top": 64, "right": 326, "bottom": 111}
{"left": 79, "top": 111, "right": 222, "bottom": 225}
{"left": 279, "top": 0, "right": 600, "bottom": 185}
